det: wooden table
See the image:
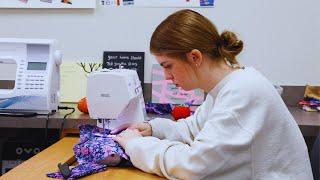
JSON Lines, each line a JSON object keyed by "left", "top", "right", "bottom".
{"left": 0, "top": 137, "right": 164, "bottom": 180}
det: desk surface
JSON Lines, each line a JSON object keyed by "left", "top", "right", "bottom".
{"left": 0, "top": 137, "right": 164, "bottom": 180}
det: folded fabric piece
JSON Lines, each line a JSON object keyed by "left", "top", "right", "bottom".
{"left": 47, "top": 124, "right": 130, "bottom": 179}
{"left": 145, "top": 102, "right": 172, "bottom": 115}
{"left": 299, "top": 98, "right": 320, "bottom": 112}
{"left": 299, "top": 86, "right": 320, "bottom": 112}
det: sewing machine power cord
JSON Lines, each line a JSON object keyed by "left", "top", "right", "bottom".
{"left": 57, "top": 106, "right": 76, "bottom": 139}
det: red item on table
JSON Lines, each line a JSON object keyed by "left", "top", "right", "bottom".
{"left": 172, "top": 106, "right": 191, "bottom": 121}
{"left": 77, "top": 97, "right": 89, "bottom": 114}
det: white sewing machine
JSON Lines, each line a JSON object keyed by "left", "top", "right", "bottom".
{"left": 86, "top": 68, "right": 147, "bottom": 130}
{"left": 0, "top": 38, "right": 62, "bottom": 115}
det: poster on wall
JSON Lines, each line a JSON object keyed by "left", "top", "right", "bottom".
{"left": 151, "top": 64, "right": 205, "bottom": 105}
{"left": 100, "top": 0, "right": 214, "bottom": 7}
{"left": 0, "top": 0, "right": 96, "bottom": 8}
{"left": 60, "top": 62, "right": 102, "bottom": 102}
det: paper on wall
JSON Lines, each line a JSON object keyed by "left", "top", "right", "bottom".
{"left": 151, "top": 64, "right": 205, "bottom": 105}
{"left": 99, "top": 0, "right": 214, "bottom": 7}
{"left": 60, "top": 62, "right": 102, "bottom": 103}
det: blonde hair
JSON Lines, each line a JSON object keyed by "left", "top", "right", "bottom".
{"left": 150, "top": 9, "right": 243, "bottom": 65}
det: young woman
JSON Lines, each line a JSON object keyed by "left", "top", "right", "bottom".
{"left": 113, "top": 9, "right": 313, "bottom": 180}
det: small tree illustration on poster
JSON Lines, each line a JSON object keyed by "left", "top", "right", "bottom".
{"left": 60, "top": 62, "right": 102, "bottom": 103}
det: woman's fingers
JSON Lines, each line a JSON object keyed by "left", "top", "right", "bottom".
{"left": 111, "top": 122, "right": 150, "bottom": 135}
{"left": 113, "top": 129, "right": 142, "bottom": 148}
{"left": 110, "top": 123, "right": 131, "bottom": 134}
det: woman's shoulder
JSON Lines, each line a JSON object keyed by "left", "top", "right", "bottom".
{"left": 217, "top": 67, "right": 277, "bottom": 101}
{"left": 227, "top": 67, "right": 273, "bottom": 90}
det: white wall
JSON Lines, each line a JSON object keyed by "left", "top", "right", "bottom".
{"left": 0, "top": 0, "right": 319, "bottom": 85}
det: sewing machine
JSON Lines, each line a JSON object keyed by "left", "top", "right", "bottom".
{"left": 86, "top": 68, "right": 147, "bottom": 130}
{"left": 0, "top": 38, "right": 62, "bottom": 115}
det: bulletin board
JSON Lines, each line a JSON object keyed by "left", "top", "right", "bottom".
{"left": 151, "top": 64, "right": 205, "bottom": 105}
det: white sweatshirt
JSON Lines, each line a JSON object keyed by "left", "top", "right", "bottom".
{"left": 125, "top": 67, "right": 313, "bottom": 180}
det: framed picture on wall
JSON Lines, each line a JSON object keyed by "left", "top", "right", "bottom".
{"left": 0, "top": 0, "right": 96, "bottom": 8}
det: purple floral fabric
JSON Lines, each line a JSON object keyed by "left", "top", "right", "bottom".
{"left": 74, "top": 124, "right": 129, "bottom": 164}
{"left": 46, "top": 163, "right": 107, "bottom": 180}
{"left": 46, "top": 124, "right": 130, "bottom": 179}
{"left": 145, "top": 102, "right": 172, "bottom": 115}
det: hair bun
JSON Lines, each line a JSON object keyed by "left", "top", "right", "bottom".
{"left": 218, "top": 31, "right": 244, "bottom": 64}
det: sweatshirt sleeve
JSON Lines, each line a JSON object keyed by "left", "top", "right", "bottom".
{"left": 125, "top": 111, "right": 253, "bottom": 180}
{"left": 148, "top": 101, "right": 208, "bottom": 144}
{"left": 148, "top": 116, "right": 196, "bottom": 145}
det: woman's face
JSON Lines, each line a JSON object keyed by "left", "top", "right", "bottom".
{"left": 155, "top": 55, "right": 196, "bottom": 91}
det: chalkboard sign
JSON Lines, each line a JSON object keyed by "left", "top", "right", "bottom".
{"left": 103, "top": 51, "right": 145, "bottom": 84}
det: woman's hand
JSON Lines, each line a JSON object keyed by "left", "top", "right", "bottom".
{"left": 111, "top": 122, "right": 152, "bottom": 136}
{"left": 114, "top": 129, "right": 142, "bottom": 148}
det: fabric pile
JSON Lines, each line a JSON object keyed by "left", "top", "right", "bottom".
{"left": 145, "top": 102, "right": 193, "bottom": 120}
{"left": 145, "top": 102, "right": 173, "bottom": 115}
{"left": 298, "top": 86, "right": 320, "bottom": 112}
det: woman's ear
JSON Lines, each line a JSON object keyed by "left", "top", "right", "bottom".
{"left": 186, "top": 49, "right": 203, "bottom": 67}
